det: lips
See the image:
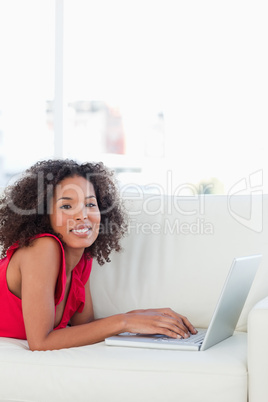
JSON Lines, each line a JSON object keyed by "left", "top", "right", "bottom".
{"left": 70, "top": 225, "right": 91, "bottom": 236}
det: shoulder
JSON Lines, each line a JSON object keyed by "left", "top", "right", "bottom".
{"left": 18, "top": 235, "right": 63, "bottom": 274}
{"left": 32, "top": 235, "right": 62, "bottom": 250}
{"left": 24, "top": 235, "right": 62, "bottom": 255}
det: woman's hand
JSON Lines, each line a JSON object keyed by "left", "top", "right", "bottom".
{"left": 124, "top": 308, "right": 197, "bottom": 339}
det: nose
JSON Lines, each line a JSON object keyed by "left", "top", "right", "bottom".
{"left": 74, "top": 205, "right": 88, "bottom": 221}
{"left": 76, "top": 215, "right": 87, "bottom": 221}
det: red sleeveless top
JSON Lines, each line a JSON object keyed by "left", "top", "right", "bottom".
{"left": 0, "top": 234, "right": 92, "bottom": 340}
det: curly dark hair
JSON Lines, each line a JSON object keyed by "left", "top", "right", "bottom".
{"left": 0, "top": 159, "right": 128, "bottom": 265}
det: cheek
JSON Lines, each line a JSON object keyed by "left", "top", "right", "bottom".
{"left": 94, "top": 217, "right": 101, "bottom": 232}
{"left": 92, "top": 210, "right": 101, "bottom": 224}
{"left": 50, "top": 210, "right": 69, "bottom": 229}
{"left": 93, "top": 214, "right": 101, "bottom": 233}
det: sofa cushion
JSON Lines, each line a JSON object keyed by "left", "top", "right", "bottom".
{"left": 0, "top": 333, "right": 247, "bottom": 402}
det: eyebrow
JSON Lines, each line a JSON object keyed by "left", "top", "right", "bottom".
{"left": 57, "top": 195, "right": 97, "bottom": 202}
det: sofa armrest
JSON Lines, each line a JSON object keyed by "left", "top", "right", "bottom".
{"left": 248, "top": 296, "right": 268, "bottom": 402}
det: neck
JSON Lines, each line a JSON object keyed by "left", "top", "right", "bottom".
{"left": 64, "top": 248, "right": 85, "bottom": 276}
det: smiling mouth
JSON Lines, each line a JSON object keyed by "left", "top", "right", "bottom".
{"left": 71, "top": 226, "right": 91, "bottom": 235}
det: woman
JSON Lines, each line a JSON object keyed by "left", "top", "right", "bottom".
{"left": 0, "top": 159, "right": 196, "bottom": 350}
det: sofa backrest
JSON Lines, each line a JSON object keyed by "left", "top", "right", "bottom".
{"left": 91, "top": 193, "right": 268, "bottom": 332}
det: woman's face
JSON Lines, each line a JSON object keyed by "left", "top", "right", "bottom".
{"left": 49, "top": 175, "right": 101, "bottom": 253}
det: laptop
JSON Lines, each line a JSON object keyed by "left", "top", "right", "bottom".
{"left": 105, "top": 254, "right": 262, "bottom": 351}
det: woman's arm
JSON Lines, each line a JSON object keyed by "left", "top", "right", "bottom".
{"left": 20, "top": 237, "right": 196, "bottom": 351}
{"left": 70, "top": 281, "right": 197, "bottom": 340}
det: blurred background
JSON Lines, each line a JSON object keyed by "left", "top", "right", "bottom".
{"left": 0, "top": 0, "right": 267, "bottom": 195}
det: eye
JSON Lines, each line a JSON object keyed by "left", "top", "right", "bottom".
{"left": 86, "top": 202, "right": 97, "bottom": 208}
{"left": 60, "top": 204, "right": 72, "bottom": 210}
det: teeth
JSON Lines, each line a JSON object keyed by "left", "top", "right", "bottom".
{"left": 72, "top": 228, "right": 89, "bottom": 234}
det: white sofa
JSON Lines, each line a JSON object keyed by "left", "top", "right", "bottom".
{"left": 0, "top": 193, "right": 268, "bottom": 402}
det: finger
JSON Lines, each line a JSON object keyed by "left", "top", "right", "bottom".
{"left": 155, "top": 328, "right": 184, "bottom": 339}
{"left": 159, "top": 323, "right": 189, "bottom": 339}
{"left": 161, "top": 309, "right": 197, "bottom": 334}
{"left": 179, "top": 315, "right": 197, "bottom": 334}
{"left": 158, "top": 312, "right": 191, "bottom": 335}
{"left": 157, "top": 315, "right": 191, "bottom": 338}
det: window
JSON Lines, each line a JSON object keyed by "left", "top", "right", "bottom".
{"left": 0, "top": 0, "right": 54, "bottom": 185}
{"left": 1, "top": 0, "right": 267, "bottom": 195}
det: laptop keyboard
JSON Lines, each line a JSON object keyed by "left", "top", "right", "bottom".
{"left": 154, "top": 331, "right": 206, "bottom": 344}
